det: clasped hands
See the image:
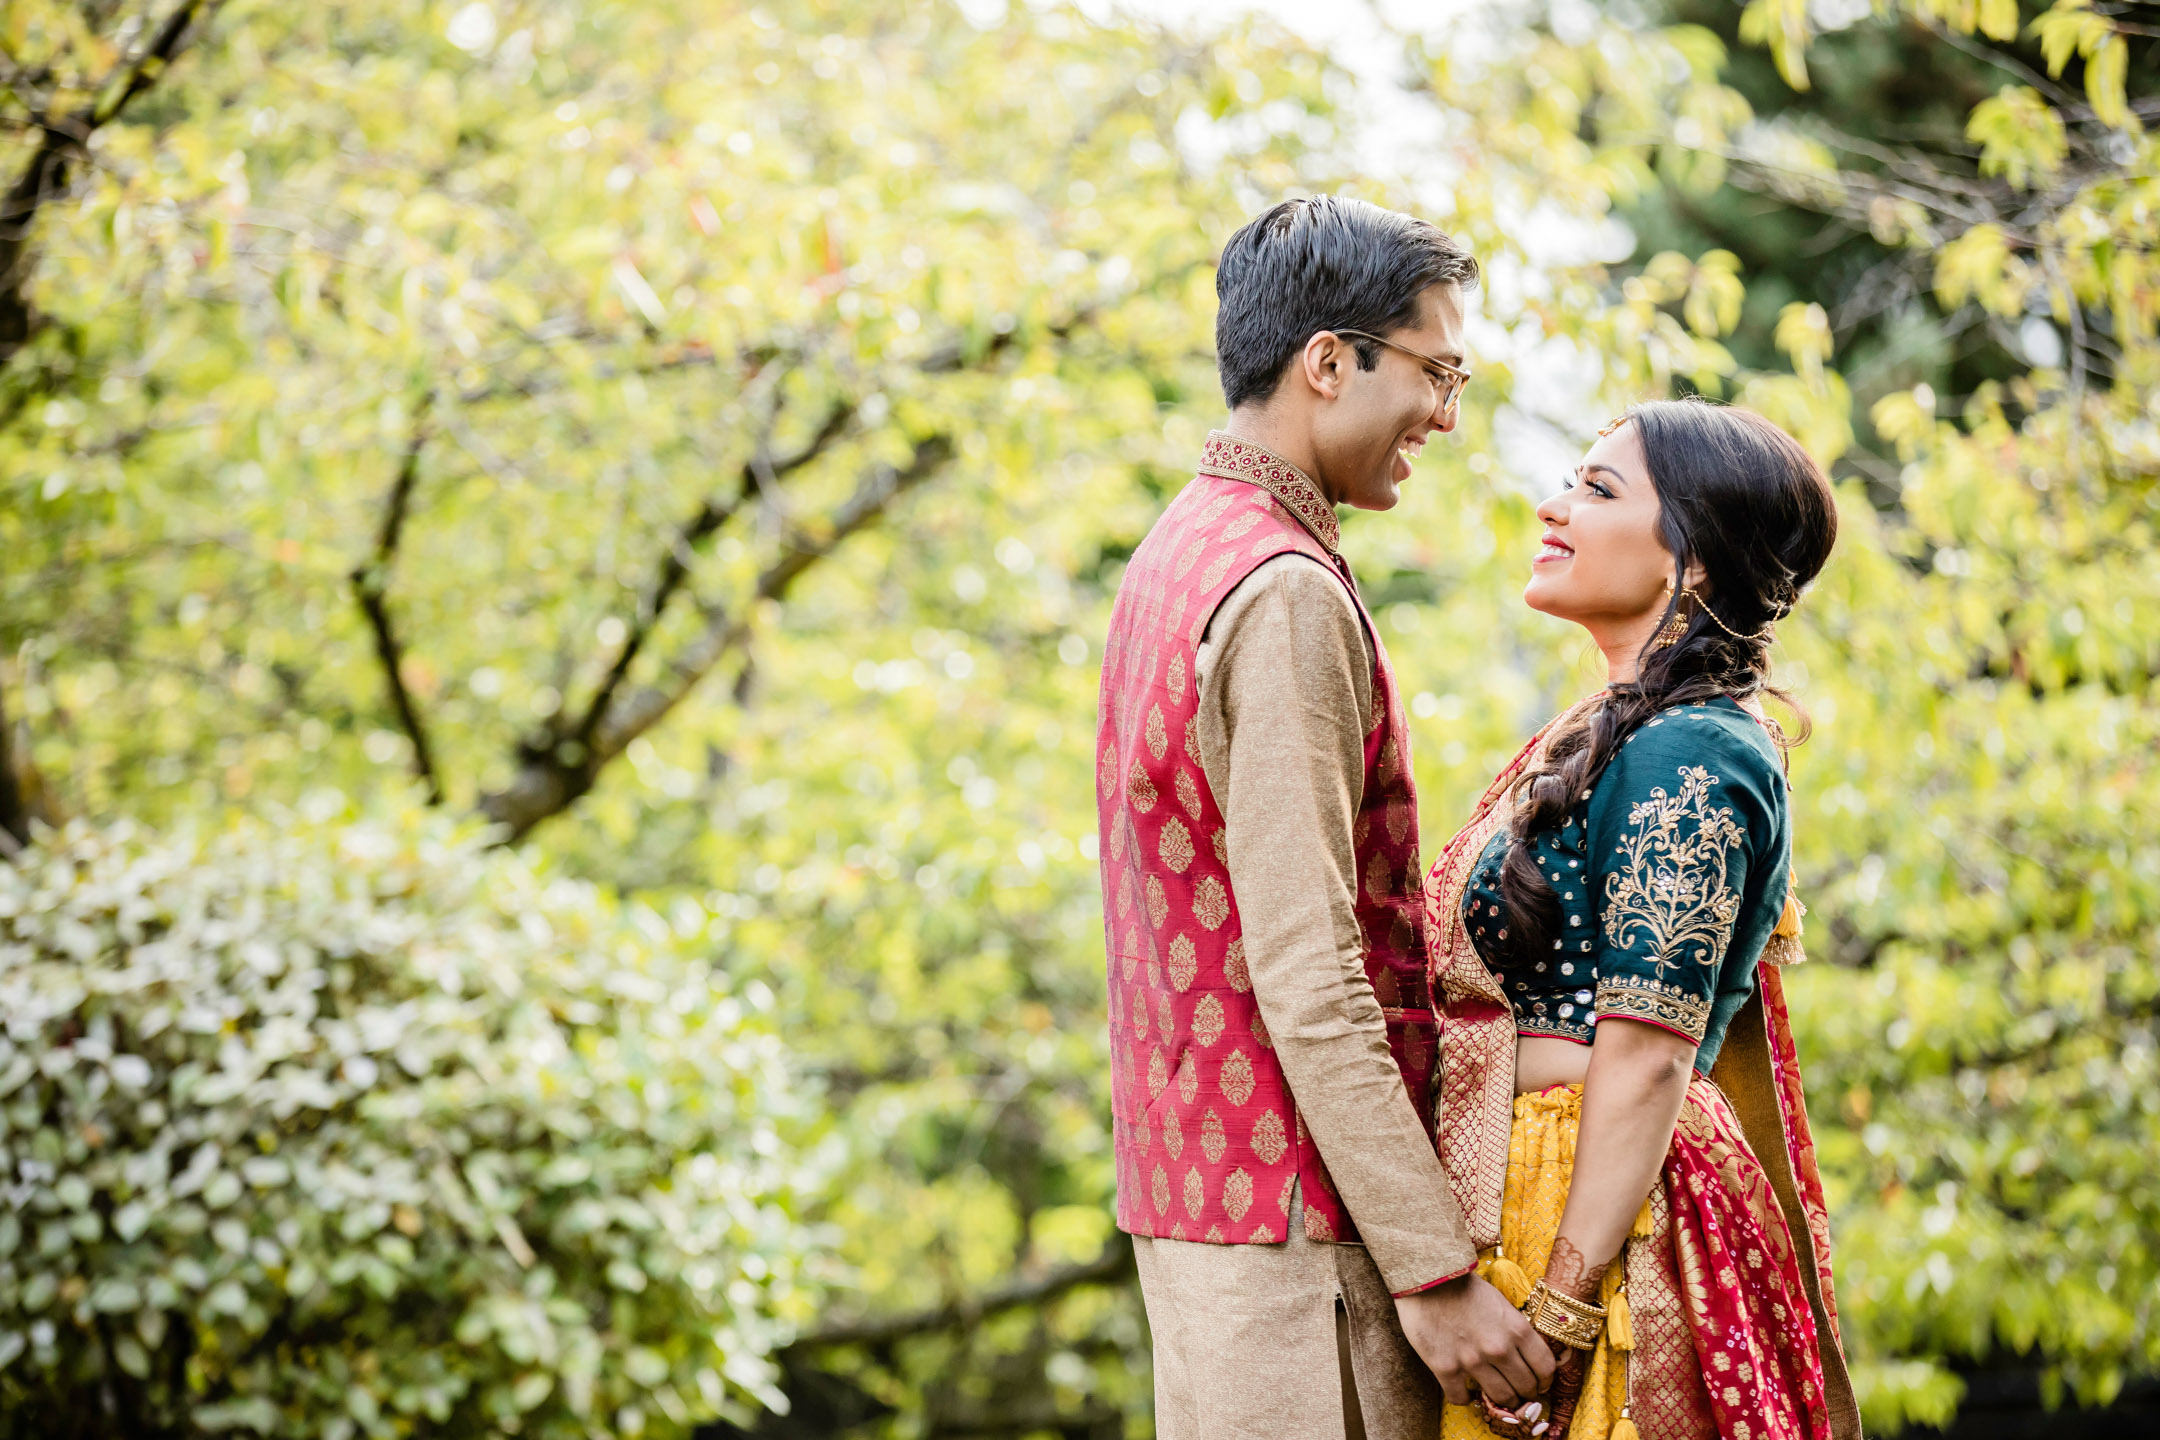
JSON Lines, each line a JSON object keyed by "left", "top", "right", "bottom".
{"left": 1393, "top": 1272, "right": 1592, "bottom": 1437}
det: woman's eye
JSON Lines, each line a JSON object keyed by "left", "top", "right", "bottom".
{"left": 1589, "top": 481, "right": 1614, "bottom": 499}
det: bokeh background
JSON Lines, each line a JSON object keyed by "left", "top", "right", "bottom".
{"left": 3, "top": 1, "right": 2157, "bottom": 1435}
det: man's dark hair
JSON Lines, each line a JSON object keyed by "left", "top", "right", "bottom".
{"left": 1215, "top": 195, "right": 1479, "bottom": 410}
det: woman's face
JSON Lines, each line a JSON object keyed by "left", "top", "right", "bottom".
{"left": 1524, "top": 424, "right": 1701, "bottom": 650}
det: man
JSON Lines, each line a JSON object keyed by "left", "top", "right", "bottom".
{"left": 1095, "top": 196, "right": 1553, "bottom": 1437}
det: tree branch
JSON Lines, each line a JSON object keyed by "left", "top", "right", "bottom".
{"left": 351, "top": 401, "right": 443, "bottom": 804}
{"left": 455, "top": 336, "right": 746, "bottom": 408}
{"left": 605, "top": 433, "right": 956, "bottom": 753}
{"left": 467, "top": 292, "right": 1096, "bottom": 844}
{"left": 459, "top": 286, "right": 1101, "bottom": 411}
{"left": 780, "top": 1237, "right": 1134, "bottom": 1355}
{"left": 572, "top": 399, "right": 855, "bottom": 752}
{"left": 477, "top": 433, "right": 953, "bottom": 842}
{"left": 1910, "top": 13, "right": 2080, "bottom": 110}
{"left": 0, "top": 0, "right": 221, "bottom": 368}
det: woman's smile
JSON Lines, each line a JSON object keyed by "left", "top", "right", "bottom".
{"left": 1521, "top": 424, "right": 1692, "bottom": 676}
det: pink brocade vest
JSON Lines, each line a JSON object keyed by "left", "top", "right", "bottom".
{"left": 1097, "top": 439, "right": 1436, "bottom": 1246}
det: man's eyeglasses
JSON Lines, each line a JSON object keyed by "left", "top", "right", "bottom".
{"left": 1331, "top": 329, "right": 1471, "bottom": 415}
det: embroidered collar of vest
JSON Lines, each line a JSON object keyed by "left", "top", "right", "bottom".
{"left": 1197, "top": 431, "right": 1340, "bottom": 553}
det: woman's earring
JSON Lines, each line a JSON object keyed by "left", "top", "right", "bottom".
{"left": 1653, "top": 586, "right": 1689, "bottom": 649}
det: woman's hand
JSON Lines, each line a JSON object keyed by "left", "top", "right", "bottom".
{"left": 1535, "top": 1337, "right": 1588, "bottom": 1439}
{"left": 1476, "top": 1394, "right": 1548, "bottom": 1435}
{"left": 1472, "top": 1239, "right": 1605, "bottom": 1439}
{"left": 1535, "top": 1019, "right": 1698, "bottom": 1437}
{"left": 1532, "top": 1239, "right": 1603, "bottom": 1439}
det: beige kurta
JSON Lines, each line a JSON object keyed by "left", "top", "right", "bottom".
{"left": 1131, "top": 543, "right": 1472, "bottom": 1440}
{"left": 1196, "top": 554, "right": 1472, "bottom": 1291}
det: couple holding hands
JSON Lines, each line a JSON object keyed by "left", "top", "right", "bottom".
{"left": 1095, "top": 196, "right": 1861, "bottom": 1440}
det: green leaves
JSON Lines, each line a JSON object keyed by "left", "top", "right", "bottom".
{"left": 1968, "top": 86, "right": 2068, "bottom": 190}
{"left": 1641, "top": 248, "right": 1745, "bottom": 338}
{"left": 2026, "top": 1, "right": 2139, "bottom": 132}
{"left": 1739, "top": 0, "right": 1814, "bottom": 91}
{"left": 2083, "top": 32, "right": 2134, "bottom": 131}
{"left": 0, "top": 807, "right": 813, "bottom": 1434}
{"left": 1933, "top": 222, "right": 2022, "bottom": 315}
{"left": 6, "top": 0, "right": 2160, "bottom": 1433}
{"left": 3, "top": 0, "right": 1334, "bottom": 851}
{"left": 2031, "top": 1, "right": 2113, "bottom": 81}
{"left": 1773, "top": 300, "right": 1833, "bottom": 388}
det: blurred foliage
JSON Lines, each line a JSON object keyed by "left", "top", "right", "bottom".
{"left": 0, "top": 807, "right": 809, "bottom": 1437}
{"left": 0, "top": 0, "right": 2155, "bottom": 1435}
{"left": 1427, "top": 0, "right": 2160, "bottom": 1427}
{"left": 0, "top": 0, "right": 1347, "bottom": 1434}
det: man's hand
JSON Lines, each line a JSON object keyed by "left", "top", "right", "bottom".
{"left": 1393, "top": 1273, "right": 1556, "bottom": 1410}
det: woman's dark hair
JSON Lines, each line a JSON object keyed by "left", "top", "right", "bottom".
{"left": 1215, "top": 195, "right": 1479, "bottom": 410}
{"left": 1493, "top": 398, "right": 1839, "bottom": 969}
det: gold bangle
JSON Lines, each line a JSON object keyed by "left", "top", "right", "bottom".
{"left": 1521, "top": 1278, "right": 1605, "bottom": 1351}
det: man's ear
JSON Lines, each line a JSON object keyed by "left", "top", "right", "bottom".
{"left": 1297, "top": 330, "right": 1350, "bottom": 401}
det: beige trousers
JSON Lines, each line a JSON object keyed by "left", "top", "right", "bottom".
{"left": 1133, "top": 1194, "right": 1442, "bottom": 1440}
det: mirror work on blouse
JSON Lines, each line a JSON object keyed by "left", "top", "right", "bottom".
{"left": 1459, "top": 695, "right": 1791, "bottom": 1073}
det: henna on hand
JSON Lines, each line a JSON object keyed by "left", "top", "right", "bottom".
{"left": 1546, "top": 1346, "right": 1587, "bottom": 1412}
{"left": 1535, "top": 1239, "right": 1608, "bottom": 1440}
{"left": 1546, "top": 1355, "right": 1587, "bottom": 1439}
{"left": 1541, "top": 1236, "right": 1609, "bottom": 1302}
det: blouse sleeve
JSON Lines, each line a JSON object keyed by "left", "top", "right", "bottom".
{"left": 1587, "top": 711, "right": 1779, "bottom": 1044}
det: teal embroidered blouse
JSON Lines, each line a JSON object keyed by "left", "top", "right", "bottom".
{"left": 1460, "top": 696, "right": 1790, "bottom": 1073}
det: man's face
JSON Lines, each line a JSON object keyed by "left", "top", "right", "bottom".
{"left": 1311, "top": 282, "right": 1465, "bottom": 512}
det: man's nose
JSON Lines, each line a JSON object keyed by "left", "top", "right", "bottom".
{"left": 1432, "top": 388, "right": 1458, "bottom": 433}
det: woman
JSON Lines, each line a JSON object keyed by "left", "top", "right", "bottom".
{"left": 1425, "top": 400, "right": 1860, "bottom": 1440}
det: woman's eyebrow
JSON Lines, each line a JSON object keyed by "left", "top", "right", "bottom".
{"left": 1580, "top": 463, "right": 1630, "bottom": 488}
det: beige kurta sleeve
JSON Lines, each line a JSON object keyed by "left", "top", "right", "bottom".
{"left": 1194, "top": 553, "right": 1478, "bottom": 1295}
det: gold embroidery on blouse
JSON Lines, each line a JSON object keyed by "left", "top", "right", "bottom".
{"left": 1594, "top": 975, "right": 1712, "bottom": 1042}
{"left": 1601, "top": 764, "right": 1745, "bottom": 977}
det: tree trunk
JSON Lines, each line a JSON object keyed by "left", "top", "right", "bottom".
{"left": 0, "top": 672, "right": 28, "bottom": 854}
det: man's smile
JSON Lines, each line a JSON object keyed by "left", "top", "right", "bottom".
{"left": 1394, "top": 432, "right": 1429, "bottom": 480}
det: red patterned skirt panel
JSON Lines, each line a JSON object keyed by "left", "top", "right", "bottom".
{"left": 1655, "top": 1078, "right": 1832, "bottom": 1440}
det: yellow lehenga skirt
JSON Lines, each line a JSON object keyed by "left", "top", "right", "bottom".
{"left": 1440, "top": 1085, "right": 1643, "bottom": 1440}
